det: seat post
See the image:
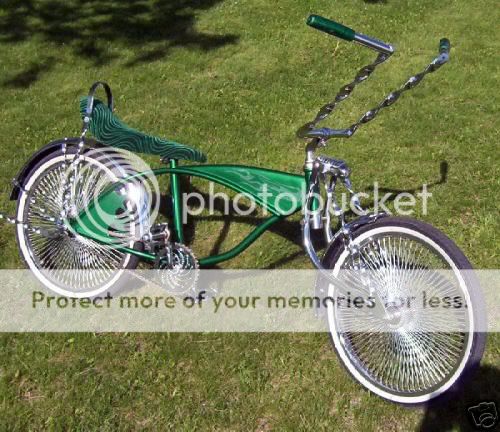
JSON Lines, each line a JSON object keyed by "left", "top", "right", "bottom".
{"left": 169, "top": 159, "right": 184, "bottom": 243}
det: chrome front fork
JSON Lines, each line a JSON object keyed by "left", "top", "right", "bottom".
{"left": 302, "top": 153, "right": 384, "bottom": 270}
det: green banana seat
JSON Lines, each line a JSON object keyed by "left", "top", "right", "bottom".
{"left": 79, "top": 98, "right": 207, "bottom": 163}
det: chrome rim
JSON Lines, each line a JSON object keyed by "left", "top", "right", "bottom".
{"left": 22, "top": 156, "right": 130, "bottom": 293}
{"left": 334, "top": 232, "right": 470, "bottom": 397}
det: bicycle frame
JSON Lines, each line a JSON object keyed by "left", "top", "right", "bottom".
{"left": 5, "top": 14, "right": 450, "bottom": 272}
{"left": 68, "top": 31, "right": 450, "bottom": 268}
{"left": 71, "top": 158, "right": 310, "bottom": 267}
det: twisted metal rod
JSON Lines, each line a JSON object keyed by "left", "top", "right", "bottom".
{"left": 344, "top": 54, "right": 449, "bottom": 136}
{"left": 298, "top": 47, "right": 449, "bottom": 140}
{"left": 296, "top": 51, "right": 391, "bottom": 138}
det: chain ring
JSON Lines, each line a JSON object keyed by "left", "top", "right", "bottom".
{"left": 157, "top": 243, "right": 199, "bottom": 295}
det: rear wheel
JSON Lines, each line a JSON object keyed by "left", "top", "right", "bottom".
{"left": 321, "top": 216, "right": 486, "bottom": 405}
{"left": 15, "top": 147, "right": 141, "bottom": 297}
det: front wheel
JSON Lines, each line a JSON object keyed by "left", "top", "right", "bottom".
{"left": 321, "top": 216, "right": 486, "bottom": 405}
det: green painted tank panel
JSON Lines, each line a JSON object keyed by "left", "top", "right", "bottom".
{"left": 158, "top": 165, "right": 306, "bottom": 216}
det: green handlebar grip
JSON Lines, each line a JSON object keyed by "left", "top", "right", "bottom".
{"left": 307, "top": 15, "right": 355, "bottom": 42}
{"left": 439, "top": 38, "right": 451, "bottom": 54}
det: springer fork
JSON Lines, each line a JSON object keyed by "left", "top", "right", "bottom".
{"left": 303, "top": 154, "right": 386, "bottom": 270}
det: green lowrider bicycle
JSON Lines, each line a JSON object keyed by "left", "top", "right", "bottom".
{"left": 3, "top": 15, "right": 486, "bottom": 405}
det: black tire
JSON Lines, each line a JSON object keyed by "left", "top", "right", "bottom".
{"left": 320, "top": 216, "right": 486, "bottom": 405}
{"left": 15, "top": 145, "right": 142, "bottom": 298}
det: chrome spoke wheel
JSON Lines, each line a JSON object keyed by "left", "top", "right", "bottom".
{"left": 16, "top": 151, "right": 135, "bottom": 297}
{"left": 323, "top": 218, "right": 485, "bottom": 404}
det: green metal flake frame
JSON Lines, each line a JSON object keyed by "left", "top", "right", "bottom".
{"left": 71, "top": 161, "right": 308, "bottom": 267}
{"left": 71, "top": 95, "right": 309, "bottom": 266}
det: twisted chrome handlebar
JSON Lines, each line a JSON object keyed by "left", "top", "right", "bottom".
{"left": 298, "top": 15, "right": 451, "bottom": 142}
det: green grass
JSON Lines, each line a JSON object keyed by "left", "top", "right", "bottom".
{"left": 0, "top": 0, "right": 499, "bottom": 430}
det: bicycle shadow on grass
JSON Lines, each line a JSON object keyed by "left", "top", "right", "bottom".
{"left": 419, "top": 364, "right": 500, "bottom": 432}
{"left": 0, "top": 0, "right": 239, "bottom": 88}
{"left": 158, "top": 185, "right": 306, "bottom": 269}
{"left": 342, "top": 161, "right": 448, "bottom": 220}
{"left": 158, "top": 161, "right": 448, "bottom": 269}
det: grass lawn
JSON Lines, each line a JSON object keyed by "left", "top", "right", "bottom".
{"left": 0, "top": 0, "right": 499, "bottom": 430}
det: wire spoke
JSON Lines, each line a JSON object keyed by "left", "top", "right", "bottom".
{"left": 335, "top": 231, "right": 470, "bottom": 396}
{"left": 22, "top": 156, "right": 130, "bottom": 293}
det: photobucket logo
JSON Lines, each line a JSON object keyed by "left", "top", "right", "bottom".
{"left": 182, "top": 181, "right": 432, "bottom": 222}
{"left": 306, "top": 182, "right": 433, "bottom": 217}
